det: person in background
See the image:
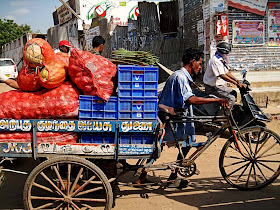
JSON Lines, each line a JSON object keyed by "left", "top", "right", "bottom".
{"left": 0, "top": 70, "right": 19, "bottom": 89}
{"left": 269, "top": 37, "right": 275, "bottom": 46}
{"left": 91, "top": 35, "right": 105, "bottom": 55}
{"left": 57, "top": 40, "right": 73, "bottom": 54}
{"left": 203, "top": 42, "right": 246, "bottom": 107}
{"left": 136, "top": 48, "right": 228, "bottom": 188}
{"left": 276, "top": 37, "right": 280, "bottom": 46}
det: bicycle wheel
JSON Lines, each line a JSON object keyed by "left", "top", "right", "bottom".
{"left": 219, "top": 126, "right": 280, "bottom": 190}
{"left": 23, "top": 156, "right": 113, "bottom": 209}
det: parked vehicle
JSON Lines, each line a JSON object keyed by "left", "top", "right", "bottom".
{"left": 0, "top": 58, "right": 18, "bottom": 79}
{"left": 192, "top": 69, "right": 270, "bottom": 129}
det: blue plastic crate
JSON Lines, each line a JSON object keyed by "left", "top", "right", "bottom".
{"left": 144, "top": 100, "right": 157, "bottom": 111}
{"left": 132, "top": 82, "right": 144, "bottom": 89}
{"left": 79, "top": 95, "right": 93, "bottom": 110}
{"left": 79, "top": 133, "right": 115, "bottom": 144}
{"left": 144, "top": 82, "right": 157, "bottom": 89}
{"left": 119, "top": 133, "right": 155, "bottom": 144}
{"left": 119, "top": 112, "right": 132, "bottom": 119}
{"left": 79, "top": 110, "right": 92, "bottom": 119}
{"left": 118, "top": 97, "right": 157, "bottom": 120}
{"left": 145, "top": 70, "right": 158, "bottom": 82}
{"left": 143, "top": 112, "right": 157, "bottom": 119}
{"left": 79, "top": 132, "right": 155, "bottom": 145}
{"left": 132, "top": 90, "right": 144, "bottom": 97}
{"left": 119, "top": 82, "right": 132, "bottom": 89}
{"left": 132, "top": 73, "right": 144, "bottom": 82}
{"left": 118, "top": 65, "right": 158, "bottom": 98}
{"left": 118, "top": 89, "right": 132, "bottom": 97}
{"left": 79, "top": 96, "right": 118, "bottom": 120}
{"left": 144, "top": 90, "right": 158, "bottom": 97}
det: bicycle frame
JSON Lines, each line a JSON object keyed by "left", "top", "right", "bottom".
{"left": 143, "top": 108, "right": 247, "bottom": 170}
{"left": 166, "top": 114, "right": 229, "bottom": 162}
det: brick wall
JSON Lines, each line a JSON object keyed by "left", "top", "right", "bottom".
{"left": 228, "top": 5, "right": 280, "bottom": 71}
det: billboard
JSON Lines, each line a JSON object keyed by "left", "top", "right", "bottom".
{"left": 229, "top": 0, "right": 268, "bottom": 16}
{"left": 268, "top": 2, "right": 280, "bottom": 46}
{"left": 232, "top": 20, "right": 264, "bottom": 45}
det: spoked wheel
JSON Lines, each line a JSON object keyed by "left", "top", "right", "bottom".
{"left": 23, "top": 156, "right": 113, "bottom": 209}
{"left": 219, "top": 126, "right": 280, "bottom": 190}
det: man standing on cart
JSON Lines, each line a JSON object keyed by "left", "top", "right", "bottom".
{"left": 137, "top": 48, "right": 228, "bottom": 187}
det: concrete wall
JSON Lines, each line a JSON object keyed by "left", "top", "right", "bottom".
{"left": 47, "top": 19, "right": 80, "bottom": 50}
{"left": 0, "top": 33, "right": 33, "bottom": 70}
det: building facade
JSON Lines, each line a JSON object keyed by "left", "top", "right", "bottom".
{"left": 184, "top": 0, "right": 280, "bottom": 71}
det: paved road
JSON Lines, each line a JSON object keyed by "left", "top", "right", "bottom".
{"left": 232, "top": 70, "right": 280, "bottom": 93}
{"left": 0, "top": 140, "right": 279, "bottom": 210}
{"left": 232, "top": 70, "right": 280, "bottom": 82}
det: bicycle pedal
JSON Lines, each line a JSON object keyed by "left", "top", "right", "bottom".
{"left": 195, "top": 169, "right": 200, "bottom": 175}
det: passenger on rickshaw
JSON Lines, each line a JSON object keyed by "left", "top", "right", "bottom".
{"left": 137, "top": 48, "right": 228, "bottom": 187}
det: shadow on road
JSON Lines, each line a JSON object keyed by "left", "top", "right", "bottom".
{"left": 117, "top": 174, "right": 280, "bottom": 210}
{"left": 0, "top": 157, "right": 279, "bottom": 209}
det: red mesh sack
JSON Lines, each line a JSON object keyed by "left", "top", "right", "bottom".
{"left": 23, "top": 38, "right": 55, "bottom": 68}
{"left": 56, "top": 52, "right": 70, "bottom": 68}
{"left": 68, "top": 48, "right": 117, "bottom": 101}
{"left": 0, "top": 132, "right": 77, "bottom": 143}
{"left": 0, "top": 81, "right": 79, "bottom": 119}
{"left": 38, "top": 54, "right": 67, "bottom": 89}
{"left": 17, "top": 61, "right": 43, "bottom": 92}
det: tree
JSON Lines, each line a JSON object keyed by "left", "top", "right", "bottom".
{"left": 0, "top": 19, "right": 31, "bottom": 46}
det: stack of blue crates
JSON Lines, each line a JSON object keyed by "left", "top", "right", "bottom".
{"left": 118, "top": 65, "right": 158, "bottom": 120}
{"left": 78, "top": 65, "right": 158, "bottom": 145}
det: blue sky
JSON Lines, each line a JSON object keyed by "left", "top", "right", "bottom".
{"left": 0, "top": 0, "right": 62, "bottom": 33}
{"left": 0, "top": 0, "right": 170, "bottom": 34}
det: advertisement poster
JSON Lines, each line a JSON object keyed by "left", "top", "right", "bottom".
{"left": 228, "top": 0, "right": 268, "bottom": 16}
{"left": 85, "top": 27, "right": 100, "bottom": 51}
{"left": 232, "top": 20, "right": 264, "bottom": 45}
{"left": 85, "top": 0, "right": 139, "bottom": 26}
{"left": 268, "top": 2, "right": 280, "bottom": 46}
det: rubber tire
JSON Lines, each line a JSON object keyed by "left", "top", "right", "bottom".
{"left": 219, "top": 126, "right": 280, "bottom": 190}
{"left": 23, "top": 156, "right": 113, "bottom": 210}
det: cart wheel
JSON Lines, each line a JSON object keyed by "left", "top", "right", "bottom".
{"left": 23, "top": 156, "right": 113, "bottom": 209}
{"left": 219, "top": 126, "right": 280, "bottom": 190}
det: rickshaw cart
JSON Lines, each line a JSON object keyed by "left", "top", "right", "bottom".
{"left": 0, "top": 118, "right": 157, "bottom": 209}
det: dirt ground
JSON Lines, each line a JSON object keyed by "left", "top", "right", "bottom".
{"left": 0, "top": 83, "right": 279, "bottom": 209}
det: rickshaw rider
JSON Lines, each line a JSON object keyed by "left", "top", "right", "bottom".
{"left": 137, "top": 48, "right": 228, "bottom": 187}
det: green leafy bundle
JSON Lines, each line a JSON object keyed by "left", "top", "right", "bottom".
{"left": 111, "top": 48, "right": 159, "bottom": 66}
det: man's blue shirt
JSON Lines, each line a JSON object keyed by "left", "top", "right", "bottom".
{"left": 158, "top": 67, "right": 194, "bottom": 110}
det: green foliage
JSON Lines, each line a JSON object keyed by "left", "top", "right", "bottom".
{"left": 0, "top": 19, "right": 31, "bottom": 46}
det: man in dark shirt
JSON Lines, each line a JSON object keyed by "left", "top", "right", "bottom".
{"left": 91, "top": 35, "right": 105, "bottom": 55}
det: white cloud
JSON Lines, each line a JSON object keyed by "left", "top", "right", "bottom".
{"left": 4, "top": 15, "right": 16, "bottom": 20}
{"left": 10, "top": 8, "right": 30, "bottom": 16}
{"left": 10, "top": 1, "right": 31, "bottom": 7}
